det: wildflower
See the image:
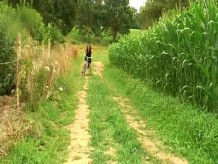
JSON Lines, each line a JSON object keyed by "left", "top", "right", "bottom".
{"left": 44, "top": 66, "right": 50, "bottom": 72}
{"left": 59, "top": 87, "right": 63, "bottom": 92}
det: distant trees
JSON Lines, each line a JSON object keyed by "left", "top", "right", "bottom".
{"left": 76, "top": 0, "right": 135, "bottom": 41}
{"left": 76, "top": 0, "right": 104, "bottom": 37}
{"left": 6, "top": 0, "right": 78, "bottom": 34}
{"left": 139, "top": 0, "right": 189, "bottom": 29}
{"left": 4, "top": 0, "right": 136, "bottom": 40}
{"left": 103, "top": 0, "right": 133, "bottom": 41}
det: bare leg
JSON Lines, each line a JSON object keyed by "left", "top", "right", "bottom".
{"left": 82, "top": 62, "right": 86, "bottom": 75}
{"left": 89, "top": 63, "right": 92, "bottom": 75}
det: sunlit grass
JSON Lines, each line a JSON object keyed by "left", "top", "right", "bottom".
{"left": 0, "top": 56, "right": 84, "bottom": 163}
{"left": 103, "top": 63, "right": 218, "bottom": 163}
{"left": 109, "top": 0, "right": 218, "bottom": 112}
{"left": 88, "top": 75, "right": 159, "bottom": 163}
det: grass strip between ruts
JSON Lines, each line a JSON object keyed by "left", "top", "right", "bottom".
{"left": 103, "top": 64, "right": 218, "bottom": 164}
{"left": 87, "top": 74, "right": 159, "bottom": 164}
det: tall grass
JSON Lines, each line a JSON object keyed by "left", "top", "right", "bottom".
{"left": 0, "top": 2, "right": 65, "bottom": 95}
{"left": 0, "top": 2, "right": 77, "bottom": 159}
{"left": 0, "top": 2, "right": 68, "bottom": 103}
{"left": 109, "top": 0, "right": 218, "bottom": 112}
{"left": 17, "top": 37, "right": 75, "bottom": 110}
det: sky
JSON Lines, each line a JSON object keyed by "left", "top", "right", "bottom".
{"left": 129, "top": 0, "right": 147, "bottom": 11}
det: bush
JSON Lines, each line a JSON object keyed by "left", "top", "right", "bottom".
{"left": 15, "top": 6, "right": 45, "bottom": 42}
{"left": 0, "top": 4, "right": 16, "bottom": 95}
{"left": 0, "top": 3, "right": 65, "bottom": 95}
{"left": 67, "top": 27, "right": 113, "bottom": 45}
{"left": 46, "top": 24, "right": 65, "bottom": 45}
{"left": 0, "top": 29, "right": 15, "bottom": 95}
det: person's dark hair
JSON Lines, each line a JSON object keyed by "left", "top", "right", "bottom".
{"left": 86, "top": 45, "right": 92, "bottom": 53}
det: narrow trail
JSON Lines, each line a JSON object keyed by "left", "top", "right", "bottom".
{"left": 93, "top": 61, "right": 104, "bottom": 78}
{"left": 92, "top": 60, "right": 188, "bottom": 164}
{"left": 65, "top": 77, "right": 92, "bottom": 164}
{"left": 113, "top": 97, "right": 188, "bottom": 164}
{"left": 65, "top": 58, "right": 188, "bottom": 164}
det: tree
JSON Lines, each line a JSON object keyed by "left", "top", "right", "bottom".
{"left": 5, "top": 0, "right": 78, "bottom": 34}
{"left": 130, "top": 7, "right": 140, "bottom": 29}
{"left": 76, "top": 0, "right": 134, "bottom": 41}
{"left": 103, "top": 0, "right": 133, "bottom": 41}
{"left": 139, "top": 0, "right": 189, "bottom": 29}
{"left": 76, "top": 0, "right": 103, "bottom": 35}
{"left": 53, "top": 0, "right": 78, "bottom": 34}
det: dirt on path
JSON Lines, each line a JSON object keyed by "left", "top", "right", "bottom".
{"left": 93, "top": 61, "right": 188, "bottom": 163}
{"left": 92, "top": 61, "right": 104, "bottom": 78}
{"left": 65, "top": 60, "right": 188, "bottom": 164}
{"left": 113, "top": 97, "right": 188, "bottom": 164}
{"left": 65, "top": 77, "right": 92, "bottom": 164}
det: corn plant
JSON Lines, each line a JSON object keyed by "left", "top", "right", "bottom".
{"left": 109, "top": 0, "right": 218, "bottom": 113}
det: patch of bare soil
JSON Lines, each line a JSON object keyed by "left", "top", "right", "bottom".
{"left": 104, "top": 140, "right": 119, "bottom": 164}
{"left": 0, "top": 96, "right": 33, "bottom": 157}
{"left": 92, "top": 62, "right": 104, "bottom": 78}
{"left": 65, "top": 78, "right": 92, "bottom": 164}
{"left": 113, "top": 97, "right": 188, "bottom": 164}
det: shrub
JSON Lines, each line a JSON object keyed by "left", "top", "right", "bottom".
{"left": 0, "top": 2, "right": 65, "bottom": 95}
{"left": 67, "top": 27, "right": 113, "bottom": 45}
{"left": 46, "top": 24, "right": 65, "bottom": 45}
{"left": 0, "top": 4, "right": 16, "bottom": 95}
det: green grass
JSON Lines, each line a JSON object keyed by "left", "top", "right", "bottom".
{"left": 129, "top": 29, "right": 143, "bottom": 37}
{"left": 0, "top": 57, "right": 84, "bottom": 164}
{"left": 3, "top": 44, "right": 218, "bottom": 163}
{"left": 109, "top": 1, "right": 218, "bottom": 112}
{"left": 92, "top": 45, "right": 218, "bottom": 163}
{"left": 88, "top": 72, "right": 159, "bottom": 163}
{"left": 103, "top": 63, "right": 218, "bottom": 164}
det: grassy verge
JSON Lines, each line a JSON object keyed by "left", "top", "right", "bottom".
{"left": 0, "top": 57, "right": 84, "bottom": 163}
{"left": 87, "top": 74, "right": 159, "bottom": 163}
{"left": 103, "top": 64, "right": 218, "bottom": 164}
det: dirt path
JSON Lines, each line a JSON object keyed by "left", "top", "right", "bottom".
{"left": 92, "top": 61, "right": 104, "bottom": 78}
{"left": 65, "top": 60, "right": 188, "bottom": 164}
{"left": 93, "top": 61, "right": 188, "bottom": 163}
{"left": 113, "top": 97, "right": 188, "bottom": 164}
{"left": 65, "top": 77, "right": 92, "bottom": 164}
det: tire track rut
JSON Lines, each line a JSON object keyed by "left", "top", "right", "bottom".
{"left": 65, "top": 77, "right": 92, "bottom": 164}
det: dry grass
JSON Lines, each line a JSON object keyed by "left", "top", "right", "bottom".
{"left": 0, "top": 96, "right": 35, "bottom": 157}
{"left": 0, "top": 36, "right": 79, "bottom": 157}
{"left": 17, "top": 37, "right": 78, "bottom": 103}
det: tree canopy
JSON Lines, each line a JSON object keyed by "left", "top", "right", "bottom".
{"left": 4, "top": 0, "right": 136, "bottom": 40}
{"left": 6, "top": 0, "right": 78, "bottom": 34}
{"left": 76, "top": 0, "right": 135, "bottom": 41}
{"left": 139, "top": 0, "right": 189, "bottom": 29}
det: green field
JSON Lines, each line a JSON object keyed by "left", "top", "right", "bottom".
{"left": 1, "top": 0, "right": 218, "bottom": 163}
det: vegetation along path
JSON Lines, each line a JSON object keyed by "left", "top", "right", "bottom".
{"left": 65, "top": 45, "right": 189, "bottom": 164}
{"left": 2, "top": 45, "right": 217, "bottom": 163}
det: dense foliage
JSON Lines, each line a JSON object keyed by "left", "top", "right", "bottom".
{"left": 109, "top": 0, "right": 218, "bottom": 113}
{"left": 75, "top": 0, "right": 135, "bottom": 41}
{"left": 0, "top": 3, "right": 63, "bottom": 95}
{"left": 6, "top": 0, "right": 78, "bottom": 35}
{"left": 139, "top": 0, "right": 189, "bottom": 29}
{"left": 6, "top": 0, "right": 136, "bottom": 41}
{"left": 0, "top": 22, "right": 15, "bottom": 95}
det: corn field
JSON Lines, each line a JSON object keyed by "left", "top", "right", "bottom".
{"left": 109, "top": 0, "right": 218, "bottom": 112}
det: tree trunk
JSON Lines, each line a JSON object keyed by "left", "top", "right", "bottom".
{"left": 112, "top": 30, "right": 117, "bottom": 42}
